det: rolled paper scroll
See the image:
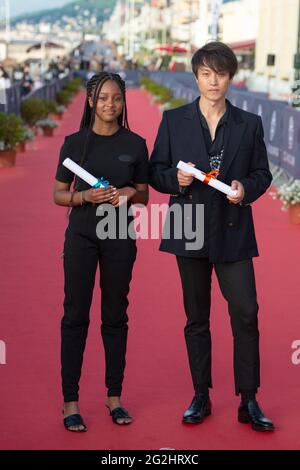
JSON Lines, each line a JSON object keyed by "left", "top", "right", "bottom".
{"left": 62, "top": 158, "right": 109, "bottom": 188}
{"left": 177, "top": 161, "right": 238, "bottom": 197}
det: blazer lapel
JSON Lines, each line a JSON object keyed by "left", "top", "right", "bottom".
{"left": 182, "top": 99, "right": 211, "bottom": 173}
{"left": 180, "top": 100, "right": 248, "bottom": 179}
{"left": 218, "top": 104, "right": 247, "bottom": 181}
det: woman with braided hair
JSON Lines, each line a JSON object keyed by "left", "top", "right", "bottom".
{"left": 53, "top": 72, "right": 149, "bottom": 431}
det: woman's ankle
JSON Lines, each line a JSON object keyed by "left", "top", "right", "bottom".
{"left": 106, "top": 396, "right": 121, "bottom": 409}
{"left": 63, "top": 401, "right": 79, "bottom": 415}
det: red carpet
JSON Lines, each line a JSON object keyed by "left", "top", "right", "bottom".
{"left": 0, "top": 89, "right": 300, "bottom": 450}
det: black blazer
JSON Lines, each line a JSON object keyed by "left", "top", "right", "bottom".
{"left": 149, "top": 98, "right": 272, "bottom": 263}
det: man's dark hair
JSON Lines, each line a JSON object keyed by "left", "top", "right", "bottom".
{"left": 191, "top": 41, "right": 238, "bottom": 79}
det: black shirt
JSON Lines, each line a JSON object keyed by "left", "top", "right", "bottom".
{"left": 197, "top": 99, "right": 229, "bottom": 172}
{"left": 56, "top": 126, "right": 149, "bottom": 190}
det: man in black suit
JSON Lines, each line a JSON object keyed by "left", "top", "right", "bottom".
{"left": 149, "top": 42, "right": 274, "bottom": 431}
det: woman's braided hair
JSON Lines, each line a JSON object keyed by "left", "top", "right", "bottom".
{"left": 74, "top": 72, "right": 130, "bottom": 189}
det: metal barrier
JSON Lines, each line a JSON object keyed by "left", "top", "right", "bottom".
{"left": 1, "top": 84, "right": 22, "bottom": 115}
{"left": 2, "top": 73, "right": 74, "bottom": 115}
{"left": 2, "top": 69, "right": 140, "bottom": 115}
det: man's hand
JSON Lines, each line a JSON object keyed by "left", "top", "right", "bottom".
{"left": 177, "top": 162, "right": 195, "bottom": 187}
{"left": 227, "top": 180, "right": 245, "bottom": 204}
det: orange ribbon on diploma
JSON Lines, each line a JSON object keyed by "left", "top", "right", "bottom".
{"left": 203, "top": 169, "right": 220, "bottom": 185}
{"left": 176, "top": 161, "right": 238, "bottom": 197}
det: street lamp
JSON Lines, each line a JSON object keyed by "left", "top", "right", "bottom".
{"left": 3, "top": 0, "right": 10, "bottom": 43}
{"left": 210, "top": 0, "right": 222, "bottom": 41}
{"left": 128, "top": 0, "right": 135, "bottom": 59}
{"left": 124, "top": 0, "right": 130, "bottom": 58}
{"left": 188, "top": 0, "right": 193, "bottom": 54}
{"left": 41, "top": 38, "right": 46, "bottom": 75}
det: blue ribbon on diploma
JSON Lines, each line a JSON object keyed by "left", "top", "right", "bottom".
{"left": 93, "top": 177, "right": 110, "bottom": 188}
{"left": 62, "top": 158, "right": 110, "bottom": 189}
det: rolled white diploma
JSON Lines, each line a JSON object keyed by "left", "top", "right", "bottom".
{"left": 177, "top": 161, "right": 238, "bottom": 197}
{"left": 62, "top": 158, "right": 108, "bottom": 188}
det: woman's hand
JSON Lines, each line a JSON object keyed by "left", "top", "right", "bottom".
{"left": 84, "top": 186, "right": 117, "bottom": 204}
{"left": 110, "top": 186, "right": 137, "bottom": 207}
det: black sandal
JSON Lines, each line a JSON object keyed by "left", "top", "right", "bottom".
{"left": 63, "top": 413, "right": 87, "bottom": 432}
{"left": 106, "top": 405, "right": 133, "bottom": 425}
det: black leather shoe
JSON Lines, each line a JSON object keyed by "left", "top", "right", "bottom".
{"left": 238, "top": 399, "right": 274, "bottom": 432}
{"left": 182, "top": 394, "right": 211, "bottom": 424}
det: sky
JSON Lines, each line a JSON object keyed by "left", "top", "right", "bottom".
{"left": 10, "top": 0, "right": 71, "bottom": 18}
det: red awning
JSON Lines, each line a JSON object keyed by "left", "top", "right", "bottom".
{"left": 227, "top": 40, "right": 256, "bottom": 51}
{"left": 156, "top": 44, "right": 188, "bottom": 53}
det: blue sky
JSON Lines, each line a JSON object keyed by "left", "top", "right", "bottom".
{"left": 11, "top": 0, "right": 71, "bottom": 18}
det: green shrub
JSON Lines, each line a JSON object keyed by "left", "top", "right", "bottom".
{"left": 140, "top": 76, "right": 153, "bottom": 89}
{"left": 56, "top": 90, "right": 72, "bottom": 106}
{"left": 71, "top": 77, "right": 83, "bottom": 88}
{"left": 140, "top": 77, "right": 173, "bottom": 102}
{"left": 20, "top": 97, "right": 48, "bottom": 126}
{"left": 0, "top": 113, "right": 27, "bottom": 150}
{"left": 44, "top": 100, "right": 58, "bottom": 114}
{"left": 154, "top": 88, "right": 173, "bottom": 102}
{"left": 63, "top": 77, "right": 83, "bottom": 94}
{"left": 167, "top": 98, "right": 188, "bottom": 109}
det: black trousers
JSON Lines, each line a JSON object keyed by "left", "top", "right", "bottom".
{"left": 176, "top": 256, "right": 260, "bottom": 395}
{"left": 61, "top": 206, "right": 137, "bottom": 402}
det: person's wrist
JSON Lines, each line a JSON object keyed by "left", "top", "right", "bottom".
{"left": 69, "top": 191, "right": 75, "bottom": 207}
{"left": 84, "top": 189, "right": 90, "bottom": 203}
{"left": 127, "top": 187, "right": 136, "bottom": 198}
{"left": 81, "top": 190, "right": 87, "bottom": 205}
{"left": 74, "top": 191, "right": 80, "bottom": 206}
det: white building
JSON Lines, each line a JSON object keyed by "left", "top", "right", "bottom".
{"left": 219, "top": 0, "right": 259, "bottom": 45}
{"left": 254, "top": 0, "right": 299, "bottom": 98}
